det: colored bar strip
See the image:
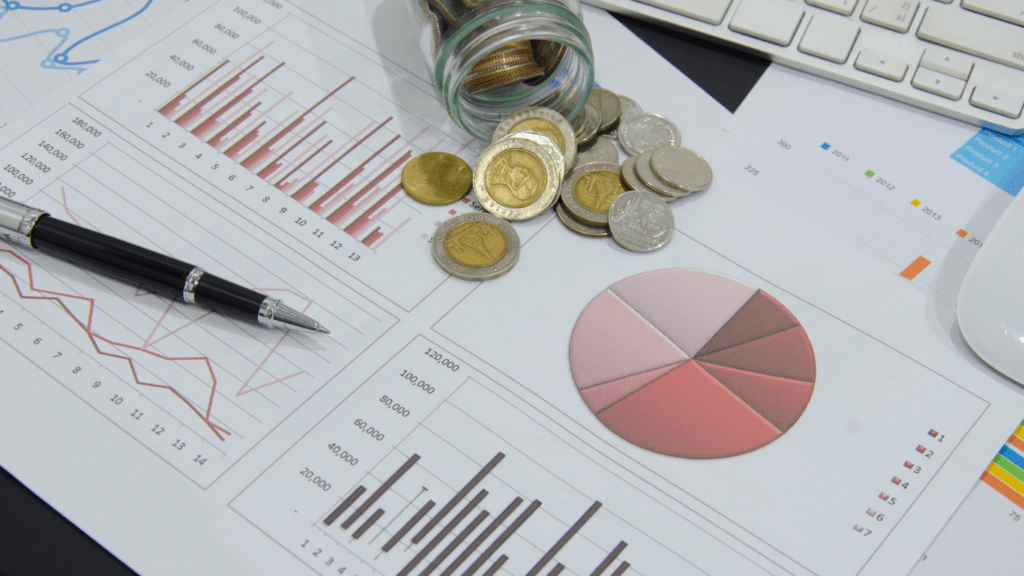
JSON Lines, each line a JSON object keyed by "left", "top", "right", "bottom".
{"left": 982, "top": 471, "right": 1024, "bottom": 509}
{"left": 352, "top": 508, "right": 385, "bottom": 539}
{"left": 413, "top": 453, "right": 505, "bottom": 544}
{"left": 986, "top": 462, "right": 1024, "bottom": 497}
{"left": 547, "top": 564, "right": 565, "bottom": 576}
{"left": 590, "top": 541, "right": 628, "bottom": 576}
{"left": 257, "top": 120, "right": 325, "bottom": 179}
{"left": 324, "top": 486, "right": 366, "bottom": 526}
{"left": 208, "top": 102, "right": 260, "bottom": 149}
{"left": 462, "top": 499, "right": 541, "bottom": 576}
{"left": 382, "top": 500, "right": 435, "bottom": 553}
{"left": 900, "top": 256, "right": 931, "bottom": 280}
{"left": 345, "top": 182, "right": 405, "bottom": 236}
{"left": 420, "top": 510, "right": 490, "bottom": 576}
{"left": 278, "top": 139, "right": 333, "bottom": 191}
{"left": 441, "top": 497, "right": 523, "bottom": 576}
{"left": 525, "top": 501, "right": 603, "bottom": 576}
{"left": 325, "top": 150, "right": 410, "bottom": 224}
{"left": 397, "top": 490, "right": 489, "bottom": 576}
{"left": 610, "top": 561, "right": 630, "bottom": 576}
{"left": 1009, "top": 431, "right": 1024, "bottom": 452}
{"left": 995, "top": 453, "right": 1024, "bottom": 484}
{"left": 481, "top": 556, "right": 508, "bottom": 576}
{"left": 176, "top": 57, "right": 263, "bottom": 127}
{"left": 158, "top": 61, "right": 228, "bottom": 116}
{"left": 342, "top": 454, "right": 420, "bottom": 529}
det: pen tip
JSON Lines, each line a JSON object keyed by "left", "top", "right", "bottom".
{"left": 316, "top": 325, "right": 331, "bottom": 335}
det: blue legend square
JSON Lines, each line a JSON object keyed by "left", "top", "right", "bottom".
{"left": 821, "top": 143, "right": 831, "bottom": 150}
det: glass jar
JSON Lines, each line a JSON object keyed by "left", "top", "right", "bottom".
{"left": 408, "top": 0, "right": 595, "bottom": 140}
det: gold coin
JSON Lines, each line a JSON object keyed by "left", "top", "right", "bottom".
{"left": 573, "top": 170, "right": 626, "bottom": 213}
{"left": 509, "top": 118, "right": 565, "bottom": 153}
{"left": 401, "top": 152, "right": 472, "bottom": 206}
{"left": 444, "top": 221, "right": 509, "bottom": 268}
{"left": 492, "top": 107, "right": 576, "bottom": 170}
{"left": 484, "top": 149, "right": 547, "bottom": 208}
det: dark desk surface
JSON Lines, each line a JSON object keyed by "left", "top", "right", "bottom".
{"left": 0, "top": 13, "right": 768, "bottom": 576}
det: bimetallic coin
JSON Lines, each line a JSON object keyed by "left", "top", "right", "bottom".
{"left": 556, "top": 202, "right": 609, "bottom": 238}
{"left": 560, "top": 162, "right": 627, "bottom": 227}
{"left": 574, "top": 135, "right": 618, "bottom": 168}
{"left": 401, "top": 152, "right": 473, "bottom": 206}
{"left": 577, "top": 103, "right": 601, "bottom": 146}
{"left": 650, "top": 145, "right": 713, "bottom": 193}
{"left": 499, "top": 130, "right": 566, "bottom": 179}
{"left": 432, "top": 212, "right": 520, "bottom": 281}
{"left": 587, "top": 88, "right": 622, "bottom": 132}
{"left": 474, "top": 138, "right": 560, "bottom": 221}
{"left": 618, "top": 113, "right": 681, "bottom": 157}
{"left": 634, "top": 149, "right": 688, "bottom": 199}
{"left": 619, "top": 155, "right": 658, "bottom": 196}
{"left": 608, "top": 94, "right": 642, "bottom": 139}
{"left": 608, "top": 190, "right": 675, "bottom": 253}
{"left": 493, "top": 107, "right": 576, "bottom": 170}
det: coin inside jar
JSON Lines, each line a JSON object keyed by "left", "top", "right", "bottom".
{"left": 401, "top": 152, "right": 473, "bottom": 206}
{"left": 432, "top": 213, "right": 520, "bottom": 281}
{"left": 560, "top": 162, "right": 627, "bottom": 227}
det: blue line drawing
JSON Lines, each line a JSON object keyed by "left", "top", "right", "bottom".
{"left": 0, "top": 0, "right": 154, "bottom": 72}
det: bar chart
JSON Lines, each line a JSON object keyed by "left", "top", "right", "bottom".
{"left": 981, "top": 419, "right": 1024, "bottom": 509}
{"left": 231, "top": 336, "right": 770, "bottom": 576}
{"left": 80, "top": 4, "right": 488, "bottom": 309}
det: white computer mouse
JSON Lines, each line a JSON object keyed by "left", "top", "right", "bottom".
{"left": 958, "top": 191, "right": 1024, "bottom": 385}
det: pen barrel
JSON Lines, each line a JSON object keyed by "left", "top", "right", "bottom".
{"left": 31, "top": 216, "right": 193, "bottom": 300}
{"left": 191, "top": 273, "right": 266, "bottom": 323}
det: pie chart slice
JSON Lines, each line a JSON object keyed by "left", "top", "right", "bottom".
{"left": 570, "top": 269, "right": 816, "bottom": 459}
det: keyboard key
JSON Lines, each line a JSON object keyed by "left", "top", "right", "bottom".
{"left": 917, "top": 6, "right": 1024, "bottom": 71}
{"left": 962, "top": 0, "right": 1024, "bottom": 27}
{"left": 638, "top": 0, "right": 735, "bottom": 25}
{"left": 919, "top": 49, "right": 974, "bottom": 80}
{"left": 855, "top": 48, "right": 909, "bottom": 81}
{"left": 860, "top": 0, "right": 919, "bottom": 33}
{"left": 971, "top": 84, "right": 1024, "bottom": 118}
{"left": 805, "top": 0, "right": 859, "bottom": 16}
{"left": 911, "top": 67, "right": 966, "bottom": 100}
{"left": 729, "top": 0, "right": 805, "bottom": 47}
{"left": 799, "top": 14, "right": 860, "bottom": 63}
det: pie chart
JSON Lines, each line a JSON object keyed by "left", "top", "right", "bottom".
{"left": 569, "top": 269, "right": 815, "bottom": 459}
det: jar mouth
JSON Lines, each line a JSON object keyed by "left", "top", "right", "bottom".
{"left": 435, "top": 1, "right": 594, "bottom": 140}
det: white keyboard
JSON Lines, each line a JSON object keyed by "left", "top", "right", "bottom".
{"left": 585, "top": 0, "right": 1024, "bottom": 135}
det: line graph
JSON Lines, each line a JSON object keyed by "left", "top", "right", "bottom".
{"left": 0, "top": 106, "right": 394, "bottom": 486}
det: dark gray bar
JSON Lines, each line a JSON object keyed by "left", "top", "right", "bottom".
{"left": 462, "top": 499, "right": 542, "bottom": 576}
{"left": 441, "top": 497, "right": 523, "bottom": 576}
{"left": 382, "top": 500, "right": 436, "bottom": 552}
{"left": 525, "top": 501, "right": 603, "bottom": 576}
{"left": 412, "top": 453, "right": 505, "bottom": 543}
{"left": 352, "top": 508, "right": 385, "bottom": 539}
{"left": 420, "top": 510, "right": 489, "bottom": 576}
{"left": 342, "top": 454, "right": 420, "bottom": 529}
{"left": 398, "top": 490, "right": 489, "bottom": 576}
{"left": 546, "top": 564, "right": 564, "bottom": 576}
{"left": 324, "top": 486, "right": 366, "bottom": 526}
{"left": 610, "top": 561, "right": 630, "bottom": 576}
{"left": 590, "top": 541, "right": 627, "bottom": 576}
{"left": 481, "top": 555, "right": 508, "bottom": 576}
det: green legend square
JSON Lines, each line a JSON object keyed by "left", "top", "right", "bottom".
{"left": 865, "top": 170, "right": 875, "bottom": 177}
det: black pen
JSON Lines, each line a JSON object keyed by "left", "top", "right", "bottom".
{"left": 0, "top": 197, "right": 329, "bottom": 334}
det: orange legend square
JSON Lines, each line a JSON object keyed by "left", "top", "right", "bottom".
{"left": 957, "top": 229, "right": 968, "bottom": 238}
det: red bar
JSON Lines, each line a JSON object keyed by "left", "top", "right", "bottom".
{"left": 240, "top": 77, "right": 353, "bottom": 170}
{"left": 361, "top": 227, "right": 383, "bottom": 246}
{"left": 345, "top": 182, "right": 404, "bottom": 236}
{"left": 226, "top": 121, "right": 266, "bottom": 160}
{"left": 175, "top": 57, "right": 264, "bottom": 128}
{"left": 293, "top": 118, "right": 393, "bottom": 203}
{"left": 257, "top": 121, "right": 326, "bottom": 180}
{"left": 368, "top": 217, "right": 411, "bottom": 250}
{"left": 208, "top": 102, "right": 261, "bottom": 150}
{"left": 328, "top": 151, "right": 412, "bottom": 225}
{"left": 158, "top": 61, "right": 227, "bottom": 117}
{"left": 309, "top": 133, "right": 400, "bottom": 212}
{"left": 277, "top": 139, "right": 333, "bottom": 193}
{"left": 192, "top": 62, "right": 284, "bottom": 139}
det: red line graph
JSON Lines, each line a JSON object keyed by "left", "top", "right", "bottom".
{"left": 0, "top": 249, "right": 313, "bottom": 441}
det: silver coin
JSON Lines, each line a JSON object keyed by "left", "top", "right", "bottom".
{"left": 492, "top": 106, "right": 577, "bottom": 170}
{"left": 608, "top": 190, "right": 674, "bottom": 253}
{"left": 500, "top": 130, "right": 566, "bottom": 179}
{"left": 634, "top": 149, "right": 688, "bottom": 199}
{"left": 577, "top": 103, "right": 601, "bottom": 146}
{"left": 650, "top": 145, "right": 713, "bottom": 193}
{"left": 473, "top": 138, "right": 560, "bottom": 221}
{"left": 559, "top": 162, "right": 627, "bottom": 227}
{"left": 587, "top": 88, "right": 621, "bottom": 132}
{"left": 618, "top": 113, "right": 681, "bottom": 157}
{"left": 608, "top": 94, "right": 642, "bottom": 139}
{"left": 574, "top": 135, "right": 619, "bottom": 168}
{"left": 619, "top": 154, "right": 659, "bottom": 196}
{"left": 556, "top": 202, "right": 609, "bottom": 238}
{"left": 432, "top": 212, "right": 520, "bottom": 281}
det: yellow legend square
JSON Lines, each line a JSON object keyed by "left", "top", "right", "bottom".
{"left": 911, "top": 199, "right": 921, "bottom": 207}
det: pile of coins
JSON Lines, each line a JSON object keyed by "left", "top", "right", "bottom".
{"left": 402, "top": 88, "right": 714, "bottom": 280}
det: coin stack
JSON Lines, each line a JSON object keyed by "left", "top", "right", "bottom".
{"left": 462, "top": 41, "right": 546, "bottom": 95}
{"left": 403, "top": 88, "right": 714, "bottom": 280}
